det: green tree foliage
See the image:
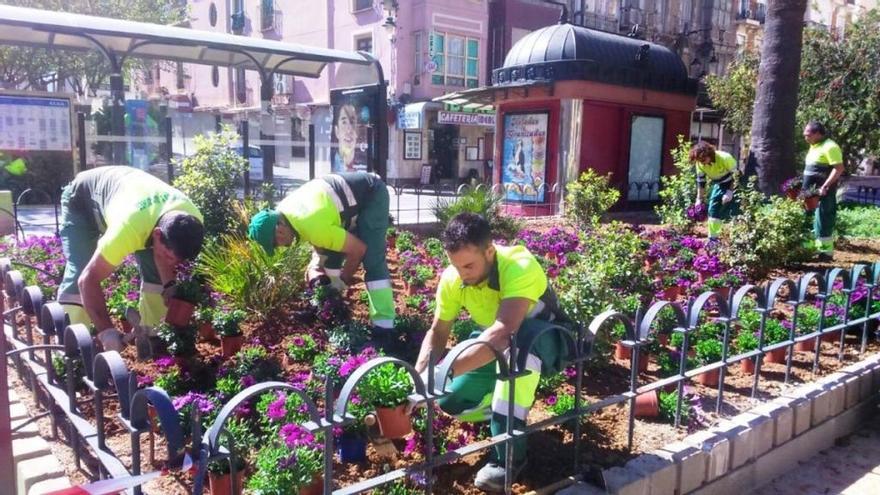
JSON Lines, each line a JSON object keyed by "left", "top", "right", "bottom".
{"left": 564, "top": 169, "right": 620, "bottom": 228}
{"left": 173, "top": 126, "right": 247, "bottom": 238}
{"left": 0, "top": 0, "right": 186, "bottom": 95}
{"left": 654, "top": 136, "right": 698, "bottom": 229}
{"left": 705, "top": 52, "right": 760, "bottom": 138}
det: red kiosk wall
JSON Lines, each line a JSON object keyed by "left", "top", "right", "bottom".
{"left": 494, "top": 99, "right": 560, "bottom": 215}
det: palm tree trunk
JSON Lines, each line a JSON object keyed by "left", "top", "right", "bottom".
{"left": 749, "top": 0, "right": 808, "bottom": 195}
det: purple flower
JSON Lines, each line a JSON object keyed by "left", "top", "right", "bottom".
{"left": 154, "top": 356, "right": 175, "bottom": 369}
{"left": 292, "top": 335, "right": 305, "bottom": 347}
{"left": 563, "top": 366, "right": 577, "bottom": 379}
{"left": 267, "top": 393, "right": 287, "bottom": 421}
{"left": 280, "top": 423, "right": 315, "bottom": 448}
{"left": 277, "top": 452, "right": 298, "bottom": 470}
{"left": 546, "top": 394, "right": 558, "bottom": 406}
{"left": 240, "top": 375, "right": 256, "bottom": 388}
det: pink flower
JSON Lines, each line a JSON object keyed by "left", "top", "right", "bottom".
{"left": 280, "top": 423, "right": 315, "bottom": 448}
{"left": 267, "top": 393, "right": 287, "bottom": 421}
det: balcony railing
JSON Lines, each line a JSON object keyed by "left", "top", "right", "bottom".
{"left": 736, "top": 1, "right": 766, "bottom": 24}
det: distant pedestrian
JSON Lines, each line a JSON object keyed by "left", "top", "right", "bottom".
{"left": 802, "top": 121, "right": 844, "bottom": 261}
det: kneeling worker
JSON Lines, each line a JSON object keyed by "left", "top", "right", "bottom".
{"left": 414, "top": 213, "right": 571, "bottom": 492}
{"left": 248, "top": 172, "right": 396, "bottom": 338}
{"left": 58, "top": 166, "right": 205, "bottom": 351}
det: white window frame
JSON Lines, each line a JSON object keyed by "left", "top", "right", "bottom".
{"left": 351, "top": 0, "right": 372, "bottom": 13}
{"left": 354, "top": 33, "right": 373, "bottom": 54}
{"left": 430, "top": 31, "right": 479, "bottom": 88}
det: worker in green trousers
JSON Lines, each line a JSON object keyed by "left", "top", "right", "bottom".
{"left": 802, "top": 121, "right": 844, "bottom": 261}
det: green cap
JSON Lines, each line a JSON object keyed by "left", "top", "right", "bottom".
{"left": 248, "top": 209, "right": 280, "bottom": 255}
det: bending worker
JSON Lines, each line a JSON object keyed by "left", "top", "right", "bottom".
{"left": 58, "top": 166, "right": 205, "bottom": 351}
{"left": 802, "top": 121, "right": 844, "bottom": 261}
{"left": 248, "top": 172, "right": 396, "bottom": 338}
{"left": 414, "top": 213, "right": 571, "bottom": 492}
{"left": 690, "top": 141, "right": 738, "bottom": 239}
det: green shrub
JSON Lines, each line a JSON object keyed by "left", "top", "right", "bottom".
{"left": 734, "top": 331, "right": 759, "bottom": 353}
{"left": 655, "top": 136, "right": 698, "bottom": 230}
{"left": 212, "top": 308, "right": 246, "bottom": 337}
{"left": 197, "top": 235, "right": 311, "bottom": 316}
{"left": 422, "top": 237, "right": 447, "bottom": 264}
{"left": 360, "top": 363, "right": 413, "bottom": 408}
{"left": 836, "top": 204, "right": 880, "bottom": 238}
{"left": 286, "top": 334, "right": 318, "bottom": 362}
{"left": 156, "top": 323, "right": 196, "bottom": 357}
{"left": 763, "top": 319, "right": 789, "bottom": 345}
{"left": 537, "top": 372, "right": 566, "bottom": 394}
{"left": 719, "top": 178, "right": 812, "bottom": 278}
{"left": 395, "top": 230, "right": 417, "bottom": 253}
{"left": 173, "top": 125, "right": 248, "bottom": 238}
{"left": 451, "top": 318, "right": 481, "bottom": 343}
{"left": 695, "top": 339, "right": 722, "bottom": 365}
{"left": 327, "top": 321, "right": 372, "bottom": 354}
{"left": 547, "top": 392, "right": 577, "bottom": 416}
{"left": 565, "top": 169, "right": 620, "bottom": 228}
{"left": 659, "top": 390, "right": 690, "bottom": 424}
{"left": 247, "top": 444, "right": 321, "bottom": 494}
{"left": 433, "top": 187, "right": 522, "bottom": 241}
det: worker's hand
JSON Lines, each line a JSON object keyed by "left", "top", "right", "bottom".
{"left": 97, "top": 328, "right": 125, "bottom": 352}
{"left": 819, "top": 185, "right": 829, "bottom": 197}
{"left": 306, "top": 264, "right": 326, "bottom": 283}
{"left": 722, "top": 190, "right": 734, "bottom": 204}
{"left": 161, "top": 282, "right": 176, "bottom": 305}
{"left": 695, "top": 197, "right": 703, "bottom": 208}
{"left": 329, "top": 276, "right": 348, "bottom": 292}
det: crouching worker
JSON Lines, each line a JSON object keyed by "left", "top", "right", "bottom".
{"left": 247, "top": 172, "right": 396, "bottom": 340}
{"left": 58, "top": 166, "right": 205, "bottom": 351}
{"left": 690, "top": 141, "right": 738, "bottom": 239}
{"left": 414, "top": 213, "right": 572, "bottom": 492}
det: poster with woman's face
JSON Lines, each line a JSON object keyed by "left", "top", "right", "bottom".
{"left": 502, "top": 112, "right": 548, "bottom": 202}
{"left": 330, "top": 87, "right": 375, "bottom": 173}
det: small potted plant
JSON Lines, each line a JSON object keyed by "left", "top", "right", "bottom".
{"left": 660, "top": 275, "right": 682, "bottom": 301}
{"left": 285, "top": 333, "right": 318, "bottom": 366}
{"left": 194, "top": 305, "right": 216, "bottom": 341}
{"left": 247, "top": 443, "right": 323, "bottom": 495}
{"left": 166, "top": 264, "right": 202, "bottom": 327}
{"left": 156, "top": 322, "right": 197, "bottom": 365}
{"left": 386, "top": 227, "right": 398, "bottom": 250}
{"left": 781, "top": 176, "right": 803, "bottom": 200}
{"left": 214, "top": 308, "right": 246, "bottom": 358}
{"left": 633, "top": 390, "right": 659, "bottom": 418}
{"left": 360, "top": 363, "right": 414, "bottom": 439}
{"left": 207, "top": 457, "right": 246, "bottom": 495}
{"left": 794, "top": 305, "right": 821, "bottom": 352}
{"left": 734, "top": 331, "right": 759, "bottom": 374}
{"left": 762, "top": 319, "right": 789, "bottom": 363}
{"left": 611, "top": 323, "right": 648, "bottom": 373}
{"left": 658, "top": 390, "right": 690, "bottom": 425}
{"left": 694, "top": 339, "right": 722, "bottom": 387}
{"left": 402, "top": 264, "right": 434, "bottom": 295}
{"left": 798, "top": 185, "right": 821, "bottom": 210}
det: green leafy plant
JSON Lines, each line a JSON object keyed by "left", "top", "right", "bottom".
{"left": 796, "top": 305, "right": 822, "bottom": 334}
{"left": 762, "top": 319, "right": 789, "bottom": 345}
{"left": 537, "top": 372, "right": 566, "bottom": 394}
{"left": 655, "top": 135, "right": 699, "bottom": 229}
{"left": 403, "top": 264, "right": 435, "bottom": 287}
{"left": 547, "top": 393, "right": 576, "bottom": 416}
{"left": 286, "top": 334, "right": 318, "bottom": 362}
{"left": 422, "top": 237, "right": 447, "bottom": 263}
{"left": 837, "top": 204, "right": 880, "bottom": 238}
{"left": 395, "top": 230, "right": 417, "bottom": 253}
{"left": 433, "top": 187, "right": 522, "bottom": 241}
{"left": 564, "top": 169, "right": 621, "bottom": 228}
{"left": 173, "top": 125, "right": 248, "bottom": 238}
{"left": 212, "top": 308, "right": 246, "bottom": 337}
{"left": 360, "top": 363, "right": 413, "bottom": 408}
{"left": 157, "top": 322, "right": 196, "bottom": 357}
{"left": 734, "top": 331, "right": 759, "bottom": 354}
{"left": 154, "top": 366, "right": 186, "bottom": 396}
{"left": 246, "top": 444, "right": 322, "bottom": 494}
{"left": 704, "top": 52, "right": 760, "bottom": 138}
{"left": 694, "top": 339, "right": 722, "bottom": 365}
{"left": 328, "top": 321, "right": 372, "bottom": 354}
{"left": 232, "top": 346, "right": 282, "bottom": 383}
{"left": 658, "top": 390, "right": 690, "bottom": 424}
{"left": 197, "top": 235, "right": 311, "bottom": 316}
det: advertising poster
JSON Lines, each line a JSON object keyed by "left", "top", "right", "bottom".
{"left": 329, "top": 86, "right": 379, "bottom": 173}
{"left": 501, "top": 112, "right": 548, "bottom": 202}
{"left": 125, "top": 99, "right": 156, "bottom": 169}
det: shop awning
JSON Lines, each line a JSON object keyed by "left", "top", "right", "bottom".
{"left": 396, "top": 101, "right": 441, "bottom": 129}
{"left": 433, "top": 81, "right": 551, "bottom": 106}
{"left": 0, "top": 4, "right": 373, "bottom": 78}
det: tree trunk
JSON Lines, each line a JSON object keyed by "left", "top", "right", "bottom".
{"left": 749, "top": 0, "right": 808, "bottom": 195}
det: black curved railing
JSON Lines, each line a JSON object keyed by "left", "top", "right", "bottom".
{"left": 1, "top": 256, "right": 879, "bottom": 494}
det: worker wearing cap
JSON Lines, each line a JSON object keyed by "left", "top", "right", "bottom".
{"left": 691, "top": 141, "right": 738, "bottom": 239}
{"left": 414, "top": 212, "right": 571, "bottom": 491}
{"left": 58, "top": 166, "right": 205, "bottom": 351}
{"left": 802, "top": 121, "right": 844, "bottom": 261}
{"left": 248, "top": 172, "right": 396, "bottom": 336}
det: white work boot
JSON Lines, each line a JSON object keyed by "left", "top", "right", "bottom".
{"left": 474, "top": 460, "right": 526, "bottom": 492}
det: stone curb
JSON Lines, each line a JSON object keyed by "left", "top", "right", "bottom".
{"left": 559, "top": 353, "right": 880, "bottom": 495}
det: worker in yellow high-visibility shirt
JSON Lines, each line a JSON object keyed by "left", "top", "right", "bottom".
{"left": 690, "top": 141, "right": 738, "bottom": 239}
{"left": 802, "top": 121, "right": 844, "bottom": 261}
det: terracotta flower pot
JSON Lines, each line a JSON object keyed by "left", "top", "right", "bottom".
{"left": 221, "top": 334, "right": 244, "bottom": 358}
{"left": 165, "top": 298, "right": 196, "bottom": 327}
{"left": 147, "top": 405, "right": 161, "bottom": 433}
{"left": 198, "top": 322, "right": 216, "bottom": 341}
{"left": 121, "top": 318, "right": 133, "bottom": 332}
{"left": 764, "top": 347, "right": 787, "bottom": 364}
{"left": 715, "top": 286, "right": 731, "bottom": 301}
{"left": 662, "top": 286, "right": 681, "bottom": 301}
{"left": 795, "top": 337, "right": 817, "bottom": 352}
{"left": 822, "top": 330, "right": 841, "bottom": 343}
{"left": 657, "top": 334, "right": 670, "bottom": 347}
{"left": 614, "top": 341, "right": 631, "bottom": 360}
{"left": 208, "top": 471, "right": 244, "bottom": 495}
{"left": 633, "top": 390, "right": 659, "bottom": 418}
{"left": 695, "top": 368, "right": 720, "bottom": 387}
{"left": 375, "top": 404, "right": 412, "bottom": 439}
{"left": 785, "top": 188, "right": 800, "bottom": 200}
{"left": 740, "top": 358, "right": 756, "bottom": 375}
{"left": 300, "top": 476, "right": 323, "bottom": 495}
{"left": 803, "top": 196, "right": 820, "bottom": 210}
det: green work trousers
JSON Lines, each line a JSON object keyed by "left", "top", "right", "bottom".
{"left": 803, "top": 174, "right": 837, "bottom": 254}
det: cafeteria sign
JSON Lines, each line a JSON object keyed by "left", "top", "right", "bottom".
{"left": 438, "top": 111, "right": 495, "bottom": 127}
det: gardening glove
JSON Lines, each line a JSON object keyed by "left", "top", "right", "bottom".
{"left": 328, "top": 275, "right": 348, "bottom": 292}
{"left": 722, "top": 190, "right": 734, "bottom": 204}
{"left": 308, "top": 274, "right": 331, "bottom": 289}
{"left": 97, "top": 328, "right": 125, "bottom": 352}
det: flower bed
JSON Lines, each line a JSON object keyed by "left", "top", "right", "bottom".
{"left": 3, "top": 220, "right": 880, "bottom": 494}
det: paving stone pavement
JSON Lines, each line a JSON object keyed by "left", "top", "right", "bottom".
{"left": 754, "top": 413, "right": 880, "bottom": 495}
